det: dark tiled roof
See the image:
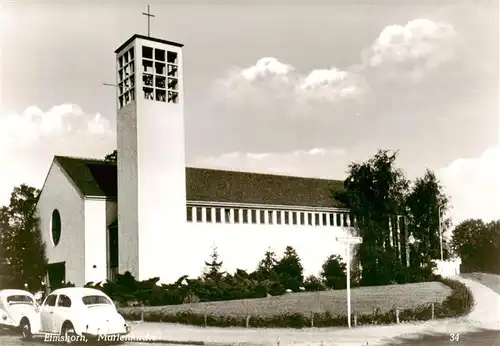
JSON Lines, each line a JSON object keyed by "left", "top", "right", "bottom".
{"left": 54, "top": 156, "right": 118, "bottom": 199}
{"left": 186, "top": 167, "right": 345, "bottom": 208}
{"left": 52, "top": 156, "right": 346, "bottom": 208}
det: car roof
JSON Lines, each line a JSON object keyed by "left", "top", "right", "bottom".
{"left": 49, "top": 287, "right": 107, "bottom": 297}
{"left": 0, "top": 289, "right": 34, "bottom": 297}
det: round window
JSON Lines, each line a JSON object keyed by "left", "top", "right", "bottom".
{"left": 51, "top": 209, "right": 61, "bottom": 246}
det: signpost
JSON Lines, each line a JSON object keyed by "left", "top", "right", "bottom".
{"left": 336, "top": 236, "right": 363, "bottom": 328}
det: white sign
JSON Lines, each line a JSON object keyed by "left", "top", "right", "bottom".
{"left": 336, "top": 236, "right": 362, "bottom": 244}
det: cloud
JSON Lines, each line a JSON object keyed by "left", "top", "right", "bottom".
{"left": 0, "top": 104, "right": 116, "bottom": 206}
{"left": 439, "top": 144, "right": 500, "bottom": 225}
{"left": 218, "top": 57, "right": 367, "bottom": 109}
{"left": 240, "top": 57, "right": 294, "bottom": 81}
{"left": 220, "top": 18, "right": 457, "bottom": 101}
{"left": 203, "top": 18, "right": 464, "bottom": 155}
{"left": 365, "top": 18, "right": 457, "bottom": 70}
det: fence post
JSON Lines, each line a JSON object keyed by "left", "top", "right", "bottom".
{"left": 354, "top": 313, "right": 357, "bottom": 326}
{"left": 310, "top": 312, "right": 314, "bottom": 328}
{"left": 431, "top": 302, "right": 435, "bottom": 320}
{"left": 204, "top": 313, "right": 207, "bottom": 327}
{"left": 246, "top": 315, "right": 250, "bottom": 328}
{"left": 140, "top": 303, "right": 144, "bottom": 322}
{"left": 316, "top": 291, "right": 321, "bottom": 313}
{"left": 396, "top": 308, "right": 400, "bottom": 324}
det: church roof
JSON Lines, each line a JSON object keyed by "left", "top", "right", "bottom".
{"left": 55, "top": 156, "right": 118, "bottom": 199}
{"left": 186, "top": 168, "right": 345, "bottom": 208}
{"left": 53, "top": 156, "right": 346, "bottom": 208}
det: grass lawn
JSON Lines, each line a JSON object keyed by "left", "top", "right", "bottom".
{"left": 461, "top": 272, "right": 500, "bottom": 295}
{"left": 119, "top": 281, "right": 451, "bottom": 318}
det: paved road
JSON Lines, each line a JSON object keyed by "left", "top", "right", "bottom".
{"left": 387, "top": 329, "right": 500, "bottom": 345}
{"left": 0, "top": 333, "right": 202, "bottom": 346}
{"left": 2, "top": 330, "right": 500, "bottom": 345}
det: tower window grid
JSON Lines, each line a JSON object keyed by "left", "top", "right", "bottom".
{"left": 118, "top": 47, "right": 136, "bottom": 109}
{"left": 142, "top": 45, "right": 179, "bottom": 104}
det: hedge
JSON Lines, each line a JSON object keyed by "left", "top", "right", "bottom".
{"left": 119, "top": 277, "right": 474, "bottom": 328}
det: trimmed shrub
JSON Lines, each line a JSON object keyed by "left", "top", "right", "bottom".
{"left": 434, "top": 277, "right": 474, "bottom": 317}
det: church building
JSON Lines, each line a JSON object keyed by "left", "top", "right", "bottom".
{"left": 36, "top": 33, "right": 406, "bottom": 289}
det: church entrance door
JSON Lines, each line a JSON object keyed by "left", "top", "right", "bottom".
{"left": 47, "top": 262, "right": 66, "bottom": 291}
{"left": 108, "top": 224, "right": 118, "bottom": 282}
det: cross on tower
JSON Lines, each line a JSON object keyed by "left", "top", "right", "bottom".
{"left": 142, "top": 4, "right": 155, "bottom": 37}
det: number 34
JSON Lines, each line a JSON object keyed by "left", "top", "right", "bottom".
{"left": 450, "top": 333, "right": 460, "bottom": 342}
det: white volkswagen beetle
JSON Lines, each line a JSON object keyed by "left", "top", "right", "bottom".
{"left": 0, "top": 289, "right": 40, "bottom": 332}
{"left": 20, "top": 287, "right": 130, "bottom": 343}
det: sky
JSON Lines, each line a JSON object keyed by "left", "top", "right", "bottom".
{"left": 1, "top": 0, "right": 498, "bottom": 225}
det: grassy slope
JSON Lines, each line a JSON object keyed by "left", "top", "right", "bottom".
{"left": 119, "top": 281, "right": 451, "bottom": 318}
{"left": 461, "top": 272, "right": 500, "bottom": 295}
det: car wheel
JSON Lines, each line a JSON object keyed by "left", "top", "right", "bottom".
{"left": 61, "top": 322, "right": 77, "bottom": 344}
{"left": 20, "top": 318, "right": 32, "bottom": 340}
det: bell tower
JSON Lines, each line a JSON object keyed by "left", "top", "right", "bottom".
{"left": 114, "top": 33, "right": 186, "bottom": 281}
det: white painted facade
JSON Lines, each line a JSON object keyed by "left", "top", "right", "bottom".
{"left": 37, "top": 161, "right": 85, "bottom": 286}
{"left": 116, "top": 36, "right": 186, "bottom": 281}
{"left": 149, "top": 204, "right": 410, "bottom": 284}
{"left": 37, "top": 160, "right": 119, "bottom": 287}
{"left": 84, "top": 199, "right": 117, "bottom": 284}
{"left": 159, "top": 214, "right": 355, "bottom": 284}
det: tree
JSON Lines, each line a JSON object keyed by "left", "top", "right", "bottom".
{"left": 451, "top": 219, "right": 500, "bottom": 273}
{"left": 303, "top": 275, "right": 325, "bottom": 291}
{"left": 339, "top": 149, "right": 409, "bottom": 286}
{"left": 105, "top": 150, "right": 117, "bottom": 162}
{"left": 320, "top": 255, "right": 347, "bottom": 289}
{"left": 274, "top": 246, "right": 304, "bottom": 291}
{"left": 406, "top": 169, "right": 451, "bottom": 266}
{"left": 255, "top": 247, "right": 278, "bottom": 280}
{"left": 203, "top": 245, "right": 224, "bottom": 282}
{"left": 0, "top": 185, "right": 47, "bottom": 290}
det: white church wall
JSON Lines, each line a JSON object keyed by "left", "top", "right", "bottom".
{"left": 135, "top": 39, "right": 186, "bottom": 282}
{"left": 154, "top": 222, "right": 354, "bottom": 284}
{"left": 117, "top": 102, "right": 140, "bottom": 278}
{"left": 84, "top": 199, "right": 117, "bottom": 284}
{"left": 135, "top": 97, "right": 187, "bottom": 281}
{"left": 117, "top": 37, "right": 187, "bottom": 281}
{"left": 37, "top": 161, "right": 86, "bottom": 287}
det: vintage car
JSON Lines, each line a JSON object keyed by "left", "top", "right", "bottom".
{"left": 20, "top": 287, "right": 130, "bottom": 343}
{"left": 0, "top": 289, "right": 40, "bottom": 332}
